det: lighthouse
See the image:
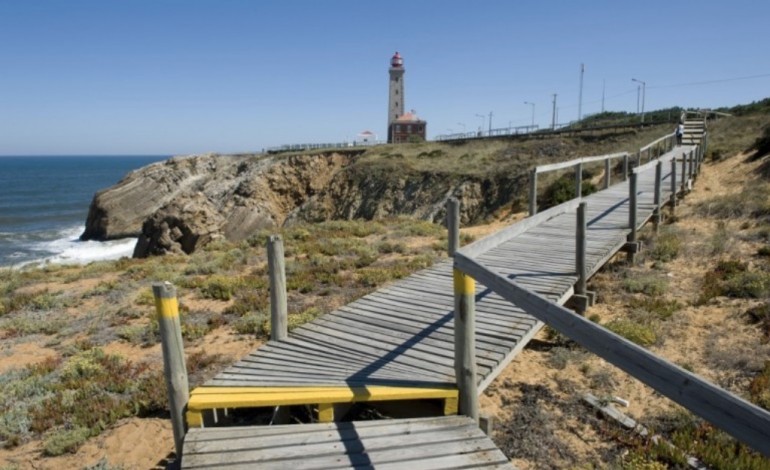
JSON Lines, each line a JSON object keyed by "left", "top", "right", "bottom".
{"left": 387, "top": 52, "right": 426, "bottom": 144}
{"left": 388, "top": 52, "right": 405, "bottom": 130}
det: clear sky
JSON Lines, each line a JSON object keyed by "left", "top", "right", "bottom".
{"left": 1, "top": 0, "right": 768, "bottom": 155}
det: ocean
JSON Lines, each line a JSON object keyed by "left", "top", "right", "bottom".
{"left": 0, "top": 156, "right": 169, "bottom": 268}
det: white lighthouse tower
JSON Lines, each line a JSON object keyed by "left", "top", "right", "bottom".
{"left": 387, "top": 51, "right": 405, "bottom": 142}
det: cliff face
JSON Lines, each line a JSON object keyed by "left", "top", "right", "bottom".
{"left": 80, "top": 151, "right": 525, "bottom": 257}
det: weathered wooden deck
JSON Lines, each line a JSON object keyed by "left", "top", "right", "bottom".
{"left": 183, "top": 416, "right": 512, "bottom": 469}
{"left": 187, "top": 144, "right": 697, "bottom": 427}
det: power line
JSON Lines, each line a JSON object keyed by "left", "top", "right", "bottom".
{"left": 648, "top": 73, "right": 770, "bottom": 90}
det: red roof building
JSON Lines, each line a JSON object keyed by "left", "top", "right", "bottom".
{"left": 388, "top": 111, "right": 426, "bottom": 144}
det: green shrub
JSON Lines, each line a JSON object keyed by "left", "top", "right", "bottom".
{"left": 700, "top": 260, "right": 770, "bottom": 302}
{"left": 134, "top": 288, "right": 155, "bottom": 306}
{"left": 648, "top": 228, "right": 682, "bottom": 262}
{"left": 224, "top": 290, "right": 268, "bottom": 316}
{"left": 622, "top": 274, "right": 668, "bottom": 296}
{"left": 288, "top": 307, "right": 324, "bottom": 331}
{"left": 232, "top": 312, "right": 269, "bottom": 336}
{"left": 628, "top": 297, "right": 681, "bottom": 320}
{"left": 43, "top": 426, "right": 91, "bottom": 456}
{"left": 708, "top": 222, "right": 731, "bottom": 255}
{"left": 605, "top": 318, "right": 657, "bottom": 346}
{"left": 750, "top": 124, "right": 770, "bottom": 158}
{"left": 377, "top": 241, "right": 406, "bottom": 254}
{"left": 200, "top": 275, "right": 242, "bottom": 301}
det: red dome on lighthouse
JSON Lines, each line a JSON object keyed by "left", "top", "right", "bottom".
{"left": 390, "top": 51, "right": 403, "bottom": 68}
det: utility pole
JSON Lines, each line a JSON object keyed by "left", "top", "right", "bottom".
{"left": 578, "top": 63, "right": 584, "bottom": 122}
{"left": 632, "top": 78, "right": 646, "bottom": 123}
{"left": 488, "top": 111, "right": 493, "bottom": 135}
{"left": 551, "top": 94, "right": 557, "bottom": 130}
{"left": 601, "top": 79, "right": 606, "bottom": 113}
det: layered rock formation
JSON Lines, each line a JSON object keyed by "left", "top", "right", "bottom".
{"left": 80, "top": 151, "right": 524, "bottom": 257}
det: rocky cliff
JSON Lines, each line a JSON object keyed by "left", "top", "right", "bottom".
{"left": 80, "top": 151, "right": 525, "bottom": 257}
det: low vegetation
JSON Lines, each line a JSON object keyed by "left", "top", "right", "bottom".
{"left": 0, "top": 217, "right": 451, "bottom": 460}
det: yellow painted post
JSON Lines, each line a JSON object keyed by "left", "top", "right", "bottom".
{"left": 153, "top": 282, "right": 189, "bottom": 458}
{"left": 453, "top": 268, "right": 479, "bottom": 421}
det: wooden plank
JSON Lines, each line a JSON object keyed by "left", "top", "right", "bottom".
{"left": 182, "top": 416, "right": 513, "bottom": 469}
{"left": 459, "top": 199, "right": 580, "bottom": 258}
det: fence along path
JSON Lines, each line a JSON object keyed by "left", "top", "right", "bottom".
{"left": 180, "top": 126, "right": 728, "bottom": 466}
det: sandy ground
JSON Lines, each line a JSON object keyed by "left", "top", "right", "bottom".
{"left": 479, "top": 150, "right": 770, "bottom": 468}
{"left": 1, "top": 149, "right": 767, "bottom": 469}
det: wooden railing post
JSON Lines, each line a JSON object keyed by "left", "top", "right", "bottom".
{"left": 153, "top": 282, "right": 189, "bottom": 459}
{"left": 604, "top": 158, "right": 611, "bottom": 189}
{"left": 653, "top": 161, "right": 663, "bottom": 232}
{"left": 528, "top": 168, "right": 538, "bottom": 216}
{"left": 681, "top": 152, "right": 687, "bottom": 196}
{"left": 447, "top": 198, "right": 460, "bottom": 256}
{"left": 670, "top": 158, "right": 677, "bottom": 211}
{"left": 688, "top": 149, "right": 695, "bottom": 182}
{"left": 575, "top": 162, "right": 583, "bottom": 199}
{"left": 453, "top": 268, "right": 479, "bottom": 421}
{"left": 267, "top": 235, "right": 288, "bottom": 342}
{"left": 623, "top": 154, "right": 629, "bottom": 181}
{"left": 576, "top": 202, "right": 587, "bottom": 296}
{"left": 627, "top": 172, "right": 638, "bottom": 263}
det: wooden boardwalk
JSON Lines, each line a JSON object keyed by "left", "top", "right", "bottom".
{"left": 176, "top": 130, "right": 708, "bottom": 467}
{"left": 187, "top": 144, "right": 698, "bottom": 426}
{"left": 182, "top": 416, "right": 512, "bottom": 469}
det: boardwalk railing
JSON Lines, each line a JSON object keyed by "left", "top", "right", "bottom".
{"left": 453, "top": 129, "right": 770, "bottom": 457}
{"left": 529, "top": 151, "right": 629, "bottom": 216}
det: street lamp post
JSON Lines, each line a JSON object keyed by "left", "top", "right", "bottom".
{"left": 631, "top": 78, "right": 646, "bottom": 123}
{"left": 524, "top": 102, "right": 535, "bottom": 127}
{"left": 475, "top": 114, "right": 485, "bottom": 136}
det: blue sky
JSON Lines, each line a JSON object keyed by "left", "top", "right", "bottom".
{"left": 1, "top": 0, "right": 768, "bottom": 155}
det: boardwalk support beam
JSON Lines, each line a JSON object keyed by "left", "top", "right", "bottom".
{"left": 571, "top": 201, "right": 594, "bottom": 314}
{"left": 268, "top": 235, "right": 288, "bottom": 342}
{"left": 447, "top": 198, "right": 460, "bottom": 256}
{"left": 625, "top": 172, "right": 639, "bottom": 263}
{"left": 529, "top": 169, "right": 537, "bottom": 216}
{"left": 153, "top": 282, "right": 189, "bottom": 459}
{"left": 453, "top": 268, "right": 479, "bottom": 422}
{"left": 653, "top": 161, "right": 663, "bottom": 232}
{"left": 670, "top": 159, "right": 677, "bottom": 212}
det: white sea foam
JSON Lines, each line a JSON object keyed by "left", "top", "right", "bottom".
{"left": 13, "top": 226, "right": 137, "bottom": 268}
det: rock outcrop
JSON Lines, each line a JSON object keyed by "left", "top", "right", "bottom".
{"left": 81, "top": 150, "right": 525, "bottom": 257}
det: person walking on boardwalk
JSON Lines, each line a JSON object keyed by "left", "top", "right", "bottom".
{"left": 676, "top": 121, "right": 684, "bottom": 146}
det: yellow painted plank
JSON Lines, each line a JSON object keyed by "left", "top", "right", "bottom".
{"left": 317, "top": 403, "right": 334, "bottom": 423}
{"left": 443, "top": 396, "right": 458, "bottom": 416}
{"left": 186, "top": 410, "right": 204, "bottom": 428}
{"left": 188, "top": 385, "right": 458, "bottom": 411}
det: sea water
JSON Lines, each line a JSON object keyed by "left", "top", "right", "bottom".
{"left": 0, "top": 156, "right": 168, "bottom": 267}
